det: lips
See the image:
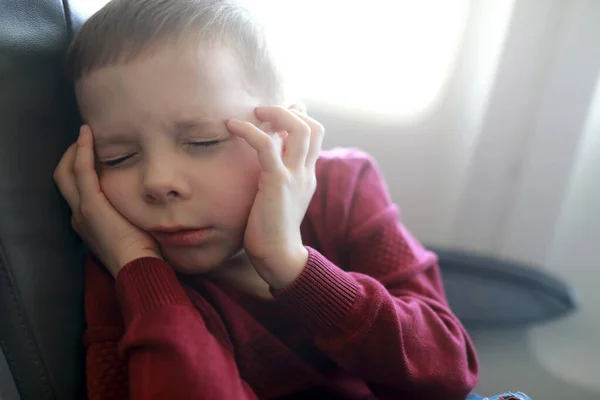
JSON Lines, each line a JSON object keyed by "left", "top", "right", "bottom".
{"left": 150, "top": 227, "right": 212, "bottom": 247}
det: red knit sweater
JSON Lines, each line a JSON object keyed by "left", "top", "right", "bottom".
{"left": 84, "top": 148, "right": 479, "bottom": 400}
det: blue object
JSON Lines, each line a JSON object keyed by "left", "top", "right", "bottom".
{"left": 430, "top": 246, "right": 579, "bottom": 329}
{"left": 467, "top": 392, "right": 531, "bottom": 400}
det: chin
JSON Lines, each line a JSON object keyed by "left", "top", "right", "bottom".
{"left": 161, "top": 245, "right": 240, "bottom": 275}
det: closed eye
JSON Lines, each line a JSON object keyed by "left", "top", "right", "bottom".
{"left": 102, "top": 154, "right": 135, "bottom": 167}
{"left": 188, "top": 140, "right": 221, "bottom": 147}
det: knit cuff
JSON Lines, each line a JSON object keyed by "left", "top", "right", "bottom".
{"left": 272, "top": 247, "right": 360, "bottom": 333}
{"left": 115, "top": 257, "right": 192, "bottom": 327}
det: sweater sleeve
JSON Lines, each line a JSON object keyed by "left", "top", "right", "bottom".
{"left": 272, "top": 153, "right": 479, "bottom": 400}
{"left": 83, "top": 255, "right": 257, "bottom": 400}
{"left": 84, "top": 255, "right": 129, "bottom": 399}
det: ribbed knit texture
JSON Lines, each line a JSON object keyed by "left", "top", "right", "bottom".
{"left": 115, "top": 257, "right": 192, "bottom": 326}
{"left": 271, "top": 247, "right": 360, "bottom": 332}
{"left": 83, "top": 148, "right": 479, "bottom": 400}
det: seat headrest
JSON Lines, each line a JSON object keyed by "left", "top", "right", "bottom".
{"left": 0, "top": 1, "right": 92, "bottom": 398}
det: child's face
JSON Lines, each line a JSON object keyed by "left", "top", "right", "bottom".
{"left": 77, "top": 42, "right": 277, "bottom": 274}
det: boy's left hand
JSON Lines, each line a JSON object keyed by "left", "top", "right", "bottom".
{"left": 226, "top": 105, "right": 324, "bottom": 289}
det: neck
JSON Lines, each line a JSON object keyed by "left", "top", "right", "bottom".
{"left": 207, "top": 250, "right": 273, "bottom": 299}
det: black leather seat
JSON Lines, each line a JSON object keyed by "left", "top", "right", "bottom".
{"left": 0, "top": 1, "right": 92, "bottom": 398}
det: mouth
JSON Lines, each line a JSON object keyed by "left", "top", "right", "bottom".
{"left": 149, "top": 226, "right": 213, "bottom": 247}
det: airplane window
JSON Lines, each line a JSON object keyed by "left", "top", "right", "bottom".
{"left": 245, "top": 0, "right": 471, "bottom": 117}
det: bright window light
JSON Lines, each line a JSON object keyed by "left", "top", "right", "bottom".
{"left": 245, "top": 0, "right": 471, "bottom": 117}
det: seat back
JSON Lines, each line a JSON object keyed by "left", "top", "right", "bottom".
{"left": 0, "top": 1, "right": 89, "bottom": 398}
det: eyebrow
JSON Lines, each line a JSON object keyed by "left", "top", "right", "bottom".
{"left": 173, "top": 118, "right": 225, "bottom": 134}
{"left": 93, "top": 133, "right": 137, "bottom": 148}
{"left": 93, "top": 118, "right": 227, "bottom": 148}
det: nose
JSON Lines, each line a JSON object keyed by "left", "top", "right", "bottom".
{"left": 142, "top": 157, "right": 191, "bottom": 204}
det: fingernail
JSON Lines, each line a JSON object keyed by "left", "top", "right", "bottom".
{"left": 289, "top": 103, "right": 306, "bottom": 113}
{"left": 77, "top": 127, "right": 84, "bottom": 144}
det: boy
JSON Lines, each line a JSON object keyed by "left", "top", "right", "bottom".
{"left": 54, "top": 0, "right": 483, "bottom": 398}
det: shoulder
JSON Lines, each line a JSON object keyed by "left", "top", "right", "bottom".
{"left": 304, "top": 148, "right": 393, "bottom": 247}
{"left": 315, "top": 147, "right": 378, "bottom": 181}
{"left": 313, "top": 147, "right": 390, "bottom": 205}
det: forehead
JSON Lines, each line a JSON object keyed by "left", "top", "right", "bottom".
{"left": 76, "top": 43, "right": 257, "bottom": 132}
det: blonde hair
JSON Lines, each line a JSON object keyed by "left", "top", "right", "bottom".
{"left": 66, "top": 0, "right": 283, "bottom": 102}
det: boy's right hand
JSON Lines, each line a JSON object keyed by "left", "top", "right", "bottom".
{"left": 54, "top": 125, "right": 162, "bottom": 277}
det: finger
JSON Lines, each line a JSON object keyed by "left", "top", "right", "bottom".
{"left": 255, "top": 106, "right": 310, "bottom": 170}
{"left": 70, "top": 216, "right": 81, "bottom": 235}
{"left": 289, "top": 109, "right": 324, "bottom": 168}
{"left": 54, "top": 142, "right": 80, "bottom": 210}
{"left": 288, "top": 102, "right": 307, "bottom": 114}
{"left": 73, "top": 125, "right": 102, "bottom": 204}
{"left": 226, "top": 119, "right": 285, "bottom": 174}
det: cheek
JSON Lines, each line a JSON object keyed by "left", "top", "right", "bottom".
{"left": 209, "top": 142, "right": 261, "bottom": 214}
{"left": 98, "top": 171, "right": 138, "bottom": 216}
